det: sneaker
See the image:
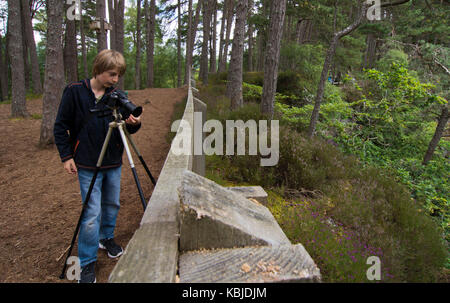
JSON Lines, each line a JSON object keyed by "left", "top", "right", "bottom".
{"left": 79, "top": 262, "right": 96, "bottom": 283}
{"left": 99, "top": 238, "right": 123, "bottom": 258}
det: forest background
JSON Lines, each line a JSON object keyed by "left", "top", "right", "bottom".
{"left": 0, "top": 0, "right": 448, "bottom": 282}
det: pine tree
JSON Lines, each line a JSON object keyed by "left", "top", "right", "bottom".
{"left": 40, "top": 0, "right": 64, "bottom": 146}
{"left": 8, "top": 0, "right": 28, "bottom": 118}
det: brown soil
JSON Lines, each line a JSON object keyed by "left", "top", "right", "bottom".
{"left": 0, "top": 87, "right": 187, "bottom": 283}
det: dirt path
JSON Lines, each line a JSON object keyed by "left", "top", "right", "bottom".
{"left": 0, "top": 87, "right": 187, "bottom": 282}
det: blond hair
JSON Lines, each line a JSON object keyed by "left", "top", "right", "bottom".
{"left": 92, "top": 49, "right": 126, "bottom": 77}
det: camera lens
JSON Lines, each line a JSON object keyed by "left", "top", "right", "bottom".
{"left": 120, "top": 99, "right": 142, "bottom": 117}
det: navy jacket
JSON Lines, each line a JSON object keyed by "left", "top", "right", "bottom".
{"left": 54, "top": 79, "right": 141, "bottom": 170}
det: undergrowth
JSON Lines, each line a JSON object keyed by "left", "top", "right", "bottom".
{"left": 197, "top": 81, "right": 448, "bottom": 282}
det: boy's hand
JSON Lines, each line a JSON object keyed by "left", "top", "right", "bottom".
{"left": 125, "top": 113, "right": 142, "bottom": 126}
{"left": 64, "top": 159, "right": 78, "bottom": 175}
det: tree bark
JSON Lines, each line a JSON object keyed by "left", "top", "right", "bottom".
{"left": 184, "top": 0, "right": 193, "bottom": 84}
{"left": 260, "top": 0, "right": 287, "bottom": 117}
{"left": 209, "top": 0, "right": 217, "bottom": 74}
{"left": 21, "top": 0, "right": 43, "bottom": 94}
{"left": 111, "top": 0, "right": 125, "bottom": 89}
{"left": 22, "top": 23, "right": 30, "bottom": 93}
{"left": 185, "top": 0, "right": 203, "bottom": 84}
{"left": 219, "top": 0, "right": 234, "bottom": 73}
{"left": 0, "top": 34, "right": 8, "bottom": 101}
{"left": 96, "top": 0, "right": 107, "bottom": 52}
{"left": 177, "top": 0, "right": 182, "bottom": 87}
{"left": 247, "top": 0, "right": 254, "bottom": 72}
{"left": 40, "top": 0, "right": 64, "bottom": 146}
{"left": 79, "top": 4, "right": 89, "bottom": 78}
{"left": 423, "top": 105, "right": 449, "bottom": 165}
{"left": 217, "top": 0, "right": 228, "bottom": 74}
{"left": 363, "top": 32, "right": 377, "bottom": 69}
{"left": 200, "top": 0, "right": 213, "bottom": 85}
{"left": 8, "top": 0, "right": 28, "bottom": 118}
{"left": 64, "top": 14, "right": 78, "bottom": 83}
{"left": 296, "top": 19, "right": 312, "bottom": 44}
{"left": 226, "top": 0, "right": 248, "bottom": 110}
{"left": 108, "top": 0, "right": 116, "bottom": 50}
{"left": 136, "top": 0, "right": 142, "bottom": 89}
{"left": 146, "top": 0, "right": 156, "bottom": 88}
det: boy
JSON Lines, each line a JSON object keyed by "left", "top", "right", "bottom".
{"left": 54, "top": 50, "right": 141, "bottom": 283}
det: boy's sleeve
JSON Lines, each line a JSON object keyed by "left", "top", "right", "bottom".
{"left": 54, "top": 86, "right": 75, "bottom": 162}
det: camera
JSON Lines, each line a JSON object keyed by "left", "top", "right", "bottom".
{"left": 106, "top": 90, "right": 142, "bottom": 118}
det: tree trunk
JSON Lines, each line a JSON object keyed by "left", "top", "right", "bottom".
{"left": 96, "top": 0, "right": 107, "bottom": 52}
{"left": 219, "top": 0, "right": 234, "bottom": 73}
{"left": 260, "top": 0, "right": 287, "bottom": 117}
{"left": 114, "top": 0, "right": 125, "bottom": 52}
{"left": 177, "top": 0, "right": 182, "bottom": 87}
{"left": 209, "top": 0, "right": 217, "bottom": 74}
{"left": 200, "top": 0, "right": 212, "bottom": 85}
{"left": 307, "top": 3, "right": 367, "bottom": 138}
{"left": 146, "top": 0, "right": 156, "bottom": 88}
{"left": 114, "top": 0, "right": 125, "bottom": 89}
{"left": 247, "top": 0, "right": 254, "bottom": 72}
{"left": 21, "top": 0, "right": 43, "bottom": 94}
{"left": 4, "top": 13, "right": 10, "bottom": 99}
{"left": 255, "top": 0, "right": 269, "bottom": 71}
{"left": 79, "top": 4, "right": 89, "bottom": 78}
{"left": 363, "top": 32, "right": 377, "bottom": 69}
{"left": 0, "top": 34, "right": 8, "bottom": 101}
{"left": 217, "top": 0, "right": 228, "bottom": 74}
{"left": 108, "top": 0, "right": 116, "bottom": 50}
{"left": 255, "top": 27, "right": 265, "bottom": 71}
{"left": 185, "top": 0, "right": 203, "bottom": 84}
{"left": 296, "top": 19, "right": 312, "bottom": 44}
{"left": 136, "top": 0, "right": 142, "bottom": 89}
{"left": 423, "top": 105, "right": 449, "bottom": 165}
{"left": 40, "top": 0, "right": 64, "bottom": 146}
{"left": 226, "top": 0, "right": 248, "bottom": 110}
{"left": 22, "top": 24, "right": 30, "bottom": 93}
{"left": 8, "top": 0, "right": 28, "bottom": 118}
{"left": 64, "top": 16, "right": 78, "bottom": 83}
{"left": 184, "top": 0, "right": 193, "bottom": 84}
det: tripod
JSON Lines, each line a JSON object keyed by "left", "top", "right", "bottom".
{"left": 59, "top": 107, "right": 156, "bottom": 280}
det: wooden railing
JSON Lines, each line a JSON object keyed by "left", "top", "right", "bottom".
{"left": 109, "top": 69, "right": 205, "bottom": 282}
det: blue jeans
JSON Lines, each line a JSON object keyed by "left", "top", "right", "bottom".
{"left": 77, "top": 166, "right": 122, "bottom": 267}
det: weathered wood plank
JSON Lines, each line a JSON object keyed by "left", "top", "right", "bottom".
{"left": 108, "top": 222, "right": 179, "bottom": 283}
{"left": 179, "top": 170, "right": 290, "bottom": 252}
{"left": 179, "top": 244, "right": 321, "bottom": 283}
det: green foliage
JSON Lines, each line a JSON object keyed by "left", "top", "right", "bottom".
{"left": 376, "top": 49, "right": 409, "bottom": 72}
{"left": 199, "top": 84, "right": 447, "bottom": 282}
{"left": 242, "top": 82, "right": 263, "bottom": 104}
{"left": 337, "top": 64, "right": 450, "bottom": 252}
{"left": 279, "top": 43, "right": 324, "bottom": 87}
{"left": 243, "top": 72, "right": 264, "bottom": 86}
{"left": 348, "top": 63, "right": 445, "bottom": 154}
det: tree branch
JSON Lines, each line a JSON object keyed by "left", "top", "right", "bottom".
{"left": 434, "top": 59, "right": 450, "bottom": 76}
{"left": 380, "top": 0, "right": 411, "bottom": 8}
{"left": 335, "top": 2, "right": 366, "bottom": 39}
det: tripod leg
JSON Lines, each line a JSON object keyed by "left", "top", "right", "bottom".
{"left": 59, "top": 126, "right": 113, "bottom": 279}
{"left": 118, "top": 124, "right": 147, "bottom": 211}
{"left": 59, "top": 168, "right": 99, "bottom": 279}
{"left": 123, "top": 128, "right": 156, "bottom": 185}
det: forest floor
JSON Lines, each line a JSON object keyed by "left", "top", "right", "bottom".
{"left": 0, "top": 86, "right": 187, "bottom": 283}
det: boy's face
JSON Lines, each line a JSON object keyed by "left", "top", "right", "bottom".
{"left": 96, "top": 68, "right": 121, "bottom": 88}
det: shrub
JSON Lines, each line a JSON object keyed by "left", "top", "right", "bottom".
{"left": 243, "top": 72, "right": 264, "bottom": 86}
{"left": 199, "top": 83, "right": 448, "bottom": 282}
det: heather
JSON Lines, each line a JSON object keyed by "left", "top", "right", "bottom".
{"left": 200, "top": 82, "right": 447, "bottom": 282}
